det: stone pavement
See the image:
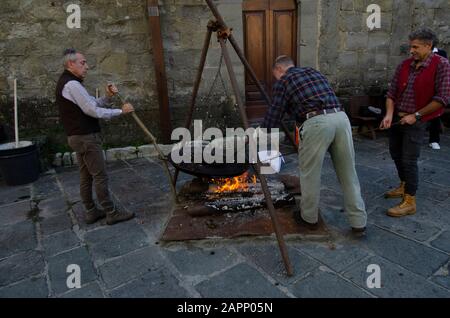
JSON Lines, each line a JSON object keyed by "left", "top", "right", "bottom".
{"left": 0, "top": 131, "right": 450, "bottom": 298}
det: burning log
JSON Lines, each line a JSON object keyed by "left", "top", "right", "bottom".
{"left": 204, "top": 180, "right": 293, "bottom": 212}
{"left": 209, "top": 172, "right": 256, "bottom": 193}
{"left": 179, "top": 172, "right": 297, "bottom": 214}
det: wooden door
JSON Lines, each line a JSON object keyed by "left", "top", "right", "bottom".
{"left": 243, "top": 0, "right": 297, "bottom": 122}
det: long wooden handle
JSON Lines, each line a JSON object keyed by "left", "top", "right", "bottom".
{"left": 116, "top": 93, "right": 178, "bottom": 203}
{"left": 130, "top": 113, "right": 165, "bottom": 159}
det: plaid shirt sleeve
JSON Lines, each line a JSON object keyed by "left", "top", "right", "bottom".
{"left": 262, "top": 79, "right": 287, "bottom": 129}
{"left": 433, "top": 59, "right": 450, "bottom": 106}
{"left": 387, "top": 63, "right": 402, "bottom": 102}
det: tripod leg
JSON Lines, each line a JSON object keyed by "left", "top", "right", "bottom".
{"left": 174, "top": 25, "right": 213, "bottom": 203}
{"left": 205, "top": 0, "right": 297, "bottom": 152}
{"left": 184, "top": 27, "right": 213, "bottom": 130}
{"left": 228, "top": 35, "right": 298, "bottom": 152}
{"left": 219, "top": 38, "right": 294, "bottom": 277}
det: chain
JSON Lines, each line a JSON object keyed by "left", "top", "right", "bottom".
{"left": 197, "top": 51, "right": 235, "bottom": 128}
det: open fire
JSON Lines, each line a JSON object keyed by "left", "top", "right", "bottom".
{"left": 210, "top": 172, "right": 257, "bottom": 193}
{"left": 178, "top": 173, "right": 300, "bottom": 213}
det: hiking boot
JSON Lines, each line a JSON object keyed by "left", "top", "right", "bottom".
{"left": 384, "top": 182, "right": 405, "bottom": 199}
{"left": 106, "top": 209, "right": 135, "bottom": 225}
{"left": 293, "top": 209, "right": 319, "bottom": 230}
{"left": 387, "top": 194, "right": 416, "bottom": 217}
{"left": 85, "top": 207, "right": 106, "bottom": 224}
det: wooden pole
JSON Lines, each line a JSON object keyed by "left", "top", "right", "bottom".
{"left": 184, "top": 26, "right": 213, "bottom": 130}
{"left": 204, "top": 0, "right": 298, "bottom": 152}
{"left": 229, "top": 34, "right": 298, "bottom": 151}
{"left": 203, "top": 0, "right": 293, "bottom": 276}
{"left": 219, "top": 37, "right": 294, "bottom": 277}
{"left": 131, "top": 112, "right": 179, "bottom": 204}
{"left": 147, "top": 0, "right": 172, "bottom": 144}
{"left": 173, "top": 25, "right": 214, "bottom": 195}
{"left": 116, "top": 93, "right": 178, "bottom": 203}
{"left": 14, "top": 79, "right": 19, "bottom": 148}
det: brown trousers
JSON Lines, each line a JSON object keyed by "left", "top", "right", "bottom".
{"left": 67, "top": 133, "right": 114, "bottom": 212}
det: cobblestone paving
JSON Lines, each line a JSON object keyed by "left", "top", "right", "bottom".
{"left": 1, "top": 132, "right": 449, "bottom": 298}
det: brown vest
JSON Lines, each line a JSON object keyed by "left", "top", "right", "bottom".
{"left": 56, "top": 70, "right": 101, "bottom": 136}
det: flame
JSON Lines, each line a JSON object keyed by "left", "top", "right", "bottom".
{"left": 211, "top": 172, "right": 257, "bottom": 193}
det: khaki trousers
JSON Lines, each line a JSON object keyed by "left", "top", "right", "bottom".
{"left": 298, "top": 111, "right": 367, "bottom": 228}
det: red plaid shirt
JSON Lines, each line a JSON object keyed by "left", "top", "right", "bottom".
{"left": 387, "top": 53, "right": 450, "bottom": 113}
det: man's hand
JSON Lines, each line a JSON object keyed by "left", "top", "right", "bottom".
{"left": 400, "top": 114, "right": 417, "bottom": 125}
{"left": 106, "top": 83, "right": 118, "bottom": 97}
{"left": 121, "top": 103, "right": 134, "bottom": 114}
{"left": 380, "top": 114, "right": 393, "bottom": 130}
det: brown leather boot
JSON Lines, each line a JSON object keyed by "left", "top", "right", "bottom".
{"left": 85, "top": 207, "right": 106, "bottom": 224}
{"left": 387, "top": 194, "right": 416, "bottom": 217}
{"left": 106, "top": 209, "right": 135, "bottom": 225}
{"left": 384, "top": 182, "right": 405, "bottom": 199}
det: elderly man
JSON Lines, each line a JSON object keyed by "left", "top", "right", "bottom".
{"left": 262, "top": 55, "right": 367, "bottom": 234}
{"left": 381, "top": 28, "right": 450, "bottom": 217}
{"left": 56, "top": 48, "right": 135, "bottom": 225}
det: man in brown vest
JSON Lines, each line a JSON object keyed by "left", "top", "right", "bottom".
{"left": 56, "top": 48, "right": 135, "bottom": 225}
{"left": 380, "top": 28, "right": 450, "bottom": 217}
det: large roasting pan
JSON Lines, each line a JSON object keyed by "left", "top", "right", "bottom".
{"left": 168, "top": 141, "right": 249, "bottom": 178}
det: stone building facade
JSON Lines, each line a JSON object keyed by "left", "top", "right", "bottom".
{"left": 0, "top": 0, "right": 449, "bottom": 150}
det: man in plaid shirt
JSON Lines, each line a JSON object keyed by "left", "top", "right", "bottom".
{"left": 381, "top": 28, "right": 450, "bottom": 217}
{"left": 262, "top": 56, "right": 367, "bottom": 234}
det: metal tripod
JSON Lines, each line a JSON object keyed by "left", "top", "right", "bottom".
{"left": 172, "top": 0, "right": 295, "bottom": 276}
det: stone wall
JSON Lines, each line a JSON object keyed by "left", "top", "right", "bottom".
{"left": 159, "top": 0, "right": 244, "bottom": 132}
{"left": 0, "top": 0, "right": 157, "bottom": 149}
{"left": 313, "top": 0, "right": 450, "bottom": 98}
{"left": 0, "top": 0, "right": 449, "bottom": 154}
{"left": 0, "top": 0, "right": 243, "bottom": 152}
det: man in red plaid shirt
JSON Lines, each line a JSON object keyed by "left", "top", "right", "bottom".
{"left": 381, "top": 28, "right": 450, "bottom": 217}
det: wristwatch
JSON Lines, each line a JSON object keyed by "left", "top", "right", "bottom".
{"left": 414, "top": 112, "right": 422, "bottom": 121}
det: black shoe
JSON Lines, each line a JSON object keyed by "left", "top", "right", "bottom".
{"left": 293, "top": 209, "right": 319, "bottom": 230}
{"left": 85, "top": 207, "right": 106, "bottom": 224}
{"left": 106, "top": 210, "right": 135, "bottom": 225}
{"left": 351, "top": 227, "right": 366, "bottom": 237}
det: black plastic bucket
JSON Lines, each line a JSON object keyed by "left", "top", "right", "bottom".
{"left": 0, "top": 141, "right": 40, "bottom": 186}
